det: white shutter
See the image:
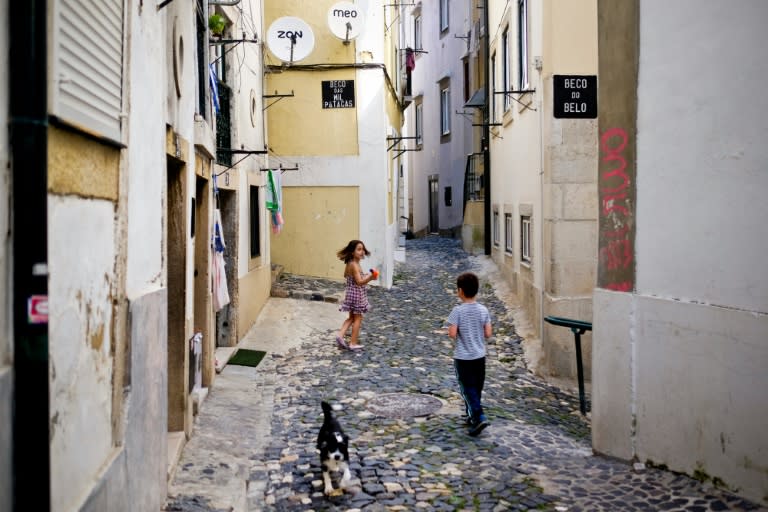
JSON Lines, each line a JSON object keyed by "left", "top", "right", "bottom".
{"left": 54, "top": 0, "right": 123, "bottom": 142}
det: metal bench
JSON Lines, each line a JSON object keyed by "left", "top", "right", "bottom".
{"left": 543, "top": 316, "right": 592, "bottom": 415}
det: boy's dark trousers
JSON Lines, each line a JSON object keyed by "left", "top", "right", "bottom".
{"left": 453, "top": 357, "right": 486, "bottom": 424}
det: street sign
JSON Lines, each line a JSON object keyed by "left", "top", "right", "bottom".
{"left": 553, "top": 75, "right": 597, "bottom": 118}
{"left": 28, "top": 295, "right": 48, "bottom": 324}
{"left": 322, "top": 80, "right": 355, "bottom": 109}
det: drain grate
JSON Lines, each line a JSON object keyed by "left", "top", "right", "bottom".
{"left": 366, "top": 393, "right": 443, "bottom": 418}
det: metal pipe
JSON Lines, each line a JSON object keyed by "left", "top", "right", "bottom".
{"left": 9, "top": 0, "right": 50, "bottom": 510}
{"left": 482, "top": 0, "right": 491, "bottom": 255}
{"left": 209, "top": 0, "right": 241, "bottom": 5}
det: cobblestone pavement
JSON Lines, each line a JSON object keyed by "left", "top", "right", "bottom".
{"left": 247, "top": 236, "right": 765, "bottom": 512}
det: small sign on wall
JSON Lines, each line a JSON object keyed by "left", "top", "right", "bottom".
{"left": 322, "top": 80, "right": 355, "bottom": 109}
{"left": 553, "top": 75, "right": 597, "bottom": 118}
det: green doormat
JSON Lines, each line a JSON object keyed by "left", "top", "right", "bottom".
{"left": 228, "top": 349, "right": 266, "bottom": 367}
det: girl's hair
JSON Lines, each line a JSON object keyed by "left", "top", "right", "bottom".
{"left": 337, "top": 239, "right": 370, "bottom": 263}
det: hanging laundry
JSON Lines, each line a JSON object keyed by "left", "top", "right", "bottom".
{"left": 211, "top": 175, "right": 230, "bottom": 311}
{"left": 405, "top": 47, "right": 416, "bottom": 71}
{"left": 266, "top": 169, "right": 285, "bottom": 234}
{"left": 209, "top": 64, "right": 220, "bottom": 115}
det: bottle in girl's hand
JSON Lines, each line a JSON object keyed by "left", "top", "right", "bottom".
{"left": 369, "top": 268, "right": 379, "bottom": 280}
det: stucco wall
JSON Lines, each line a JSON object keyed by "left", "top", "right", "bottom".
{"left": 594, "top": 1, "right": 768, "bottom": 504}
{"left": 49, "top": 195, "right": 117, "bottom": 512}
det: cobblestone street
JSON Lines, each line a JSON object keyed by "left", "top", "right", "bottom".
{"left": 167, "top": 237, "right": 765, "bottom": 512}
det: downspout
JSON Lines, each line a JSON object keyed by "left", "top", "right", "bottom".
{"left": 482, "top": 0, "right": 491, "bottom": 255}
{"left": 9, "top": 0, "right": 50, "bottom": 511}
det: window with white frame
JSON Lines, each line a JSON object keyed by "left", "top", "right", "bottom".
{"left": 493, "top": 209, "right": 500, "bottom": 246}
{"left": 504, "top": 213, "right": 513, "bottom": 254}
{"left": 440, "top": 85, "right": 451, "bottom": 135}
{"left": 491, "top": 53, "right": 497, "bottom": 122}
{"left": 415, "top": 101, "right": 423, "bottom": 145}
{"left": 440, "top": 0, "right": 449, "bottom": 32}
{"left": 502, "top": 28, "right": 510, "bottom": 110}
{"left": 517, "top": 0, "right": 529, "bottom": 89}
{"left": 521, "top": 215, "right": 532, "bottom": 263}
{"left": 414, "top": 15, "right": 422, "bottom": 50}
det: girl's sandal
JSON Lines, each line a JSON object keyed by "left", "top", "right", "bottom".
{"left": 335, "top": 336, "right": 349, "bottom": 350}
{"left": 348, "top": 344, "right": 364, "bottom": 351}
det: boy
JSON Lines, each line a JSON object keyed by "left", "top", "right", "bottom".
{"left": 447, "top": 272, "right": 492, "bottom": 436}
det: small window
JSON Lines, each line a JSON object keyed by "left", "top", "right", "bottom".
{"left": 440, "top": 85, "right": 451, "bottom": 135}
{"left": 521, "top": 215, "right": 532, "bottom": 263}
{"left": 490, "top": 53, "right": 497, "bottom": 122}
{"left": 250, "top": 186, "right": 260, "bottom": 258}
{"left": 504, "top": 213, "right": 513, "bottom": 254}
{"left": 493, "top": 209, "right": 500, "bottom": 246}
{"left": 502, "top": 28, "right": 511, "bottom": 110}
{"left": 414, "top": 15, "right": 423, "bottom": 50}
{"left": 463, "top": 58, "right": 470, "bottom": 103}
{"left": 440, "top": 0, "right": 449, "bottom": 32}
{"left": 415, "top": 101, "right": 423, "bottom": 146}
{"left": 517, "top": 0, "right": 529, "bottom": 90}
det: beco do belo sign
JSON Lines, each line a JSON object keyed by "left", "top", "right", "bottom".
{"left": 553, "top": 75, "right": 597, "bottom": 119}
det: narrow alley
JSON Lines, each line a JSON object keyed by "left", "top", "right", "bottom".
{"left": 165, "top": 237, "right": 764, "bottom": 512}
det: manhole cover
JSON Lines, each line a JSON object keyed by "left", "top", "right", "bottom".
{"left": 366, "top": 393, "right": 443, "bottom": 418}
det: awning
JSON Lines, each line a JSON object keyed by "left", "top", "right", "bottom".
{"left": 464, "top": 87, "right": 486, "bottom": 109}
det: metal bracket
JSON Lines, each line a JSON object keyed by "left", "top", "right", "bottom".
{"left": 494, "top": 88, "right": 537, "bottom": 112}
{"left": 262, "top": 91, "right": 295, "bottom": 111}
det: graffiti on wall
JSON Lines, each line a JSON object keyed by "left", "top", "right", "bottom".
{"left": 598, "top": 127, "right": 635, "bottom": 291}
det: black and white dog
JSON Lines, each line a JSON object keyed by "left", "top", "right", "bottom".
{"left": 317, "top": 401, "right": 351, "bottom": 495}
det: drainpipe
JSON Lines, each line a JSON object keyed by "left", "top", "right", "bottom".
{"left": 483, "top": 0, "right": 491, "bottom": 255}
{"left": 9, "top": 0, "right": 50, "bottom": 511}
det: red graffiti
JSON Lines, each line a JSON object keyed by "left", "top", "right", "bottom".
{"left": 599, "top": 127, "right": 634, "bottom": 292}
{"left": 600, "top": 239, "right": 632, "bottom": 270}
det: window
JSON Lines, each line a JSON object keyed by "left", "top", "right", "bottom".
{"left": 440, "top": 85, "right": 451, "bottom": 135}
{"left": 250, "top": 186, "right": 260, "bottom": 258}
{"left": 214, "top": 36, "right": 232, "bottom": 166}
{"left": 521, "top": 216, "right": 532, "bottom": 263}
{"left": 517, "top": 0, "right": 529, "bottom": 90}
{"left": 463, "top": 58, "right": 470, "bottom": 103}
{"left": 196, "top": 0, "right": 208, "bottom": 119}
{"left": 493, "top": 209, "right": 500, "bottom": 246}
{"left": 502, "top": 28, "right": 510, "bottom": 110}
{"left": 490, "top": 53, "right": 497, "bottom": 122}
{"left": 415, "top": 101, "right": 424, "bottom": 145}
{"left": 504, "top": 213, "right": 513, "bottom": 254}
{"left": 440, "top": 0, "right": 449, "bottom": 32}
{"left": 414, "top": 15, "right": 422, "bottom": 50}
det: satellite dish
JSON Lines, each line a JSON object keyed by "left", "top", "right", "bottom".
{"left": 266, "top": 17, "right": 315, "bottom": 63}
{"left": 328, "top": 2, "right": 365, "bottom": 42}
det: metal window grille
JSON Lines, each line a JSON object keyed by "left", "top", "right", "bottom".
{"left": 216, "top": 81, "right": 232, "bottom": 166}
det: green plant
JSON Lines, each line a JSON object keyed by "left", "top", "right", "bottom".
{"left": 208, "top": 13, "right": 226, "bottom": 36}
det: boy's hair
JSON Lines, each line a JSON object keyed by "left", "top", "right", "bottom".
{"left": 336, "top": 239, "right": 370, "bottom": 263}
{"left": 457, "top": 272, "right": 479, "bottom": 298}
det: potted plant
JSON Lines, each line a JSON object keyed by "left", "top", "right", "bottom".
{"left": 209, "top": 13, "right": 226, "bottom": 37}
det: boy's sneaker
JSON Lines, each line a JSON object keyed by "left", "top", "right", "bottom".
{"left": 468, "top": 418, "right": 490, "bottom": 437}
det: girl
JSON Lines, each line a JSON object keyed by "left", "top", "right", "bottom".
{"left": 336, "top": 240, "right": 376, "bottom": 350}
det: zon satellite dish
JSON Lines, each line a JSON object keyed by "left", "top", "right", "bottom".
{"left": 328, "top": 2, "right": 365, "bottom": 43}
{"left": 266, "top": 17, "right": 315, "bottom": 63}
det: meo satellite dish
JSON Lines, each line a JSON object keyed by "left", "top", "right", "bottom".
{"left": 266, "top": 16, "right": 315, "bottom": 63}
{"left": 328, "top": 1, "right": 365, "bottom": 42}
